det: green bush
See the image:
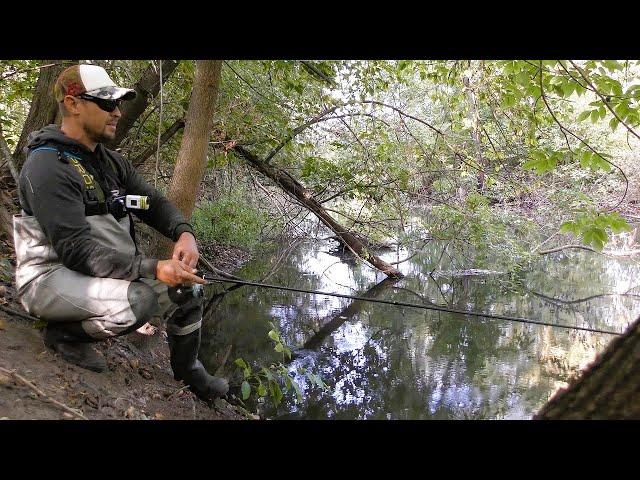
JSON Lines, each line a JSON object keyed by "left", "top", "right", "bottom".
{"left": 192, "top": 194, "right": 271, "bottom": 250}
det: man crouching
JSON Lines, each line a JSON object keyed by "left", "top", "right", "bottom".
{"left": 12, "top": 64, "right": 228, "bottom": 401}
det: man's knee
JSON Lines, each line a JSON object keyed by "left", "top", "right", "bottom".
{"left": 127, "top": 281, "right": 160, "bottom": 326}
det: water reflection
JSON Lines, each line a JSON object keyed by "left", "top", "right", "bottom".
{"left": 200, "top": 239, "right": 640, "bottom": 419}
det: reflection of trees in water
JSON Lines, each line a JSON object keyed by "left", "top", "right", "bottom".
{"left": 201, "top": 240, "right": 640, "bottom": 419}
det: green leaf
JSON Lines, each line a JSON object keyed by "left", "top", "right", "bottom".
{"left": 234, "top": 358, "right": 248, "bottom": 370}
{"left": 241, "top": 381, "right": 251, "bottom": 400}
{"left": 516, "top": 71, "right": 531, "bottom": 86}
{"left": 577, "top": 110, "right": 591, "bottom": 122}
{"left": 257, "top": 384, "right": 267, "bottom": 397}
{"left": 268, "top": 330, "right": 279, "bottom": 342}
{"left": 598, "top": 106, "right": 607, "bottom": 119}
{"left": 594, "top": 228, "right": 608, "bottom": 243}
{"left": 269, "top": 381, "right": 283, "bottom": 407}
{"left": 274, "top": 343, "right": 284, "bottom": 353}
{"left": 603, "top": 60, "right": 623, "bottom": 71}
{"left": 561, "top": 82, "right": 575, "bottom": 97}
{"left": 560, "top": 221, "right": 577, "bottom": 234}
{"left": 609, "top": 117, "right": 620, "bottom": 131}
{"left": 549, "top": 75, "right": 564, "bottom": 86}
{"left": 261, "top": 367, "right": 275, "bottom": 382}
{"left": 291, "top": 379, "right": 303, "bottom": 402}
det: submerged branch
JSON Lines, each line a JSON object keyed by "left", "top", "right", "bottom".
{"left": 538, "top": 244, "right": 601, "bottom": 255}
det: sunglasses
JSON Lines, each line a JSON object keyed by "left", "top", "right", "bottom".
{"left": 77, "top": 94, "right": 122, "bottom": 113}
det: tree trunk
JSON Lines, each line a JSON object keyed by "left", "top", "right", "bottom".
{"left": 462, "top": 72, "right": 485, "bottom": 192}
{"left": 535, "top": 315, "right": 640, "bottom": 419}
{"left": 153, "top": 61, "right": 222, "bottom": 259}
{"left": 233, "top": 145, "right": 404, "bottom": 279}
{"left": 0, "top": 125, "right": 20, "bottom": 184}
{"left": 0, "top": 189, "right": 15, "bottom": 244}
{"left": 13, "top": 60, "right": 67, "bottom": 167}
{"left": 107, "top": 60, "right": 180, "bottom": 150}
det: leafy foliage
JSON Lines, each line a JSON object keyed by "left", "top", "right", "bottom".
{"left": 234, "top": 322, "right": 327, "bottom": 408}
{"left": 191, "top": 190, "right": 274, "bottom": 249}
{"left": 3, "top": 58, "right": 640, "bottom": 272}
{"left": 560, "top": 211, "right": 632, "bottom": 251}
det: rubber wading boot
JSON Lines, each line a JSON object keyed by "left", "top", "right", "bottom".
{"left": 168, "top": 328, "right": 229, "bottom": 401}
{"left": 43, "top": 323, "right": 106, "bottom": 373}
{"left": 167, "top": 287, "right": 229, "bottom": 401}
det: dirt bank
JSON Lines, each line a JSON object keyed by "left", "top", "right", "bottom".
{"left": 0, "top": 238, "right": 254, "bottom": 421}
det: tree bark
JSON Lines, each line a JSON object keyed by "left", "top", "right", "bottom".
{"left": 0, "top": 125, "right": 20, "bottom": 184}
{"left": 0, "top": 189, "right": 15, "bottom": 244}
{"left": 107, "top": 60, "right": 180, "bottom": 150}
{"left": 535, "top": 315, "right": 640, "bottom": 419}
{"left": 153, "top": 61, "right": 222, "bottom": 259}
{"left": 233, "top": 145, "right": 404, "bottom": 278}
{"left": 13, "top": 60, "right": 67, "bottom": 167}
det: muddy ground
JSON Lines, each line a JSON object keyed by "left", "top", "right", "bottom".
{"left": 0, "top": 230, "right": 255, "bottom": 421}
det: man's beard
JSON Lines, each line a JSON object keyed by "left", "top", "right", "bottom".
{"left": 84, "top": 123, "right": 114, "bottom": 144}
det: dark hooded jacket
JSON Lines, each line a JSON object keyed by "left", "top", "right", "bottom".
{"left": 17, "top": 124, "right": 195, "bottom": 281}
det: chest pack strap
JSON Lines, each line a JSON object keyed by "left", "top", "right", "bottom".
{"left": 31, "top": 146, "right": 109, "bottom": 216}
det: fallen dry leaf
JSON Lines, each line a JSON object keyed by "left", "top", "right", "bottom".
{"left": 84, "top": 395, "right": 99, "bottom": 409}
{"left": 62, "top": 412, "right": 73, "bottom": 419}
{"left": 124, "top": 406, "right": 136, "bottom": 419}
{"left": 0, "top": 318, "right": 5, "bottom": 330}
{"left": 154, "top": 412, "right": 165, "bottom": 420}
{"left": 0, "top": 372, "right": 13, "bottom": 388}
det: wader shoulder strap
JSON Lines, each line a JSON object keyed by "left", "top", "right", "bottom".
{"left": 30, "top": 146, "right": 108, "bottom": 216}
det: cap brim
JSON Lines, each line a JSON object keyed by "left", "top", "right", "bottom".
{"left": 85, "top": 86, "right": 137, "bottom": 101}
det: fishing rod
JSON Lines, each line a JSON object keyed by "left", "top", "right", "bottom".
{"left": 183, "top": 271, "right": 622, "bottom": 336}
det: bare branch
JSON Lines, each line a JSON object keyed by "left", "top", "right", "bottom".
{"left": 538, "top": 244, "right": 602, "bottom": 255}
{"left": 0, "top": 366, "right": 87, "bottom": 420}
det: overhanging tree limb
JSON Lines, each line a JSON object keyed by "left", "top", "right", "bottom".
{"left": 232, "top": 144, "right": 404, "bottom": 278}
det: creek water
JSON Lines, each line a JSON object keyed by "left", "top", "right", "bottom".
{"left": 200, "top": 237, "right": 640, "bottom": 419}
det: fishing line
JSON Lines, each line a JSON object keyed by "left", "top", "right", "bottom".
{"left": 200, "top": 275, "right": 622, "bottom": 336}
